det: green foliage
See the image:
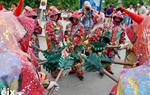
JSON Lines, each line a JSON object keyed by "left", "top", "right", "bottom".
{"left": 103, "top": 0, "right": 149, "bottom": 9}
{"left": 42, "top": 50, "right": 61, "bottom": 72}
{"left": 122, "top": 0, "right": 142, "bottom": 7}
{"left": 43, "top": 50, "right": 61, "bottom": 63}
{"left": 103, "top": 0, "right": 118, "bottom": 8}
{"left": 145, "top": 0, "right": 150, "bottom": 5}
{"left": 84, "top": 53, "right": 102, "bottom": 72}
{"left": 59, "top": 57, "right": 74, "bottom": 70}
{"left": 72, "top": 44, "right": 84, "bottom": 62}
{"left": 42, "top": 49, "right": 75, "bottom": 72}
{"left": 47, "top": 0, "right": 80, "bottom": 10}
{"left": 0, "top": 0, "right": 41, "bottom": 9}
{"left": 0, "top": 0, "right": 79, "bottom": 10}
{"left": 0, "top": 0, "right": 18, "bottom": 8}
{"left": 84, "top": 53, "right": 112, "bottom": 72}
{"left": 91, "top": 36, "right": 110, "bottom": 53}
{"left": 99, "top": 54, "right": 112, "bottom": 67}
{"left": 1, "top": 0, "right": 149, "bottom": 10}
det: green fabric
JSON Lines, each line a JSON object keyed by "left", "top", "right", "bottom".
{"left": 42, "top": 50, "right": 62, "bottom": 72}
{"left": 84, "top": 53, "right": 102, "bottom": 72}
{"left": 74, "top": 44, "right": 84, "bottom": 53}
{"left": 91, "top": 39, "right": 107, "bottom": 53}
{"left": 89, "top": 33, "right": 111, "bottom": 53}
{"left": 98, "top": 54, "right": 113, "bottom": 67}
{"left": 42, "top": 48, "right": 75, "bottom": 72}
{"left": 72, "top": 44, "right": 84, "bottom": 62}
{"left": 59, "top": 56, "right": 74, "bottom": 70}
{"left": 99, "top": 54, "right": 112, "bottom": 63}
{"left": 84, "top": 53, "right": 112, "bottom": 72}
{"left": 0, "top": 82, "right": 4, "bottom": 91}
{"left": 116, "top": 30, "right": 123, "bottom": 39}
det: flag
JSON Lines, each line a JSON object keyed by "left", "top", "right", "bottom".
{"left": 80, "top": 0, "right": 102, "bottom": 11}
{"left": 39, "top": 0, "right": 47, "bottom": 10}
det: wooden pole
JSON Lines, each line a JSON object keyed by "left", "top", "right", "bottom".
{"left": 47, "top": 70, "right": 63, "bottom": 95}
{"left": 112, "top": 61, "right": 134, "bottom": 66}
{"left": 102, "top": 68, "right": 119, "bottom": 83}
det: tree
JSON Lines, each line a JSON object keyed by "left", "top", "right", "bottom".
{"left": 0, "top": 0, "right": 80, "bottom": 10}
{"left": 0, "top": 0, "right": 149, "bottom": 10}
{"left": 122, "top": 0, "right": 142, "bottom": 8}
{"left": 103, "top": 0, "right": 118, "bottom": 8}
{"left": 144, "top": 0, "right": 150, "bottom": 5}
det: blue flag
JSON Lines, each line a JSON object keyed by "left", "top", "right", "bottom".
{"left": 80, "top": 0, "right": 102, "bottom": 11}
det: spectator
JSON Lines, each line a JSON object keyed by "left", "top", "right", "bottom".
{"left": 104, "top": 5, "right": 114, "bottom": 29}
{"left": 116, "top": 3, "right": 123, "bottom": 12}
{"left": 81, "top": 1, "right": 96, "bottom": 33}
{"left": 127, "top": 4, "right": 135, "bottom": 13}
{"left": 10, "top": 3, "right": 17, "bottom": 12}
{"left": 139, "top": 2, "right": 148, "bottom": 16}
{"left": 123, "top": 4, "right": 135, "bottom": 26}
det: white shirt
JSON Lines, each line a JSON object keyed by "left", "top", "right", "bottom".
{"left": 139, "top": 6, "right": 148, "bottom": 16}
{"left": 127, "top": 8, "right": 135, "bottom": 13}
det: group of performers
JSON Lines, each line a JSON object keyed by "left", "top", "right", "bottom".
{"left": 0, "top": 0, "right": 150, "bottom": 95}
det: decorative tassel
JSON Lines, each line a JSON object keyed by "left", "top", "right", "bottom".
{"left": 14, "top": 0, "right": 24, "bottom": 16}
{"left": 0, "top": 3, "right": 3, "bottom": 10}
{"left": 121, "top": 7, "right": 144, "bottom": 24}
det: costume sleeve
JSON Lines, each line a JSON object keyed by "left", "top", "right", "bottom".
{"left": 46, "top": 21, "right": 54, "bottom": 33}
{"left": 78, "top": 23, "right": 84, "bottom": 36}
{"left": 34, "top": 20, "right": 42, "bottom": 34}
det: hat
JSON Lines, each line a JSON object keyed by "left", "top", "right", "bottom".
{"left": 48, "top": 6, "right": 61, "bottom": 17}
{"left": 113, "top": 11, "right": 124, "bottom": 19}
{"left": 18, "top": 16, "right": 35, "bottom": 33}
{"left": 56, "top": 6, "right": 63, "bottom": 10}
{"left": 48, "top": 10, "right": 60, "bottom": 17}
{"left": 69, "top": 11, "right": 82, "bottom": 21}
{"left": 92, "top": 13, "right": 100, "bottom": 21}
{"left": 24, "top": 6, "right": 38, "bottom": 18}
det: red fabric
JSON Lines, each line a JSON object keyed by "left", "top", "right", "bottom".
{"left": 88, "top": 29, "right": 102, "bottom": 42}
{"left": 119, "top": 32, "right": 126, "bottom": 44}
{"left": 110, "top": 84, "right": 118, "bottom": 95}
{"left": 34, "top": 20, "right": 42, "bottom": 34}
{"left": 46, "top": 21, "right": 55, "bottom": 33}
{"left": 24, "top": 10, "right": 37, "bottom": 17}
{"left": 13, "top": 0, "right": 23, "bottom": 17}
{"left": 48, "top": 10, "right": 60, "bottom": 17}
{"left": 28, "top": 48, "right": 41, "bottom": 71}
{"left": 70, "top": 23, "right": 84, "bottom": 46}
{"left": 126, "top": 26, "right": 137, "bottom": 44}
{"left": 21, "top": 65, "right": 45, "bottom": 95}
{"left": 46, "top": 20, "right": 63, "bottom": 44}
{"left": 122, "top": 7, "right": 144, "bottom": 24}
{"left": 111, "top": 30, "right": 118, "bottom": 43}
{"left": 0, "top": 3, "right": 3, "bottom": 10}
{"left": 70, "top": 11, "right": 82, "bottom": 20}
{"left": 111, "top": 25, "right": 125, "bottom": 44}
{"left": 103, "top": 48, "right": 114, "bottom": 58}
{"left": 131, "top": 24, "right": 149, "bottom": 65}
{"left": 113, "top": 11, "right": 124, "bottom": 19}
{"left": 18, "top": 17, "right": 35, "bottom": 52}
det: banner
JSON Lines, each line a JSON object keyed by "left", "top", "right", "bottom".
{"left": 39, "top": 0, "right": 47, "bottom": 10}
{"left": 80, "top": 0, "right": 102, "bottom": 11}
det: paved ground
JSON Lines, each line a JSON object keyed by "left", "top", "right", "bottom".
{"left": 55, "top": 50, "right": 125, "bottom": 95}
{"left": 55, "top": 64, "right": 123, "bottom": 95}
